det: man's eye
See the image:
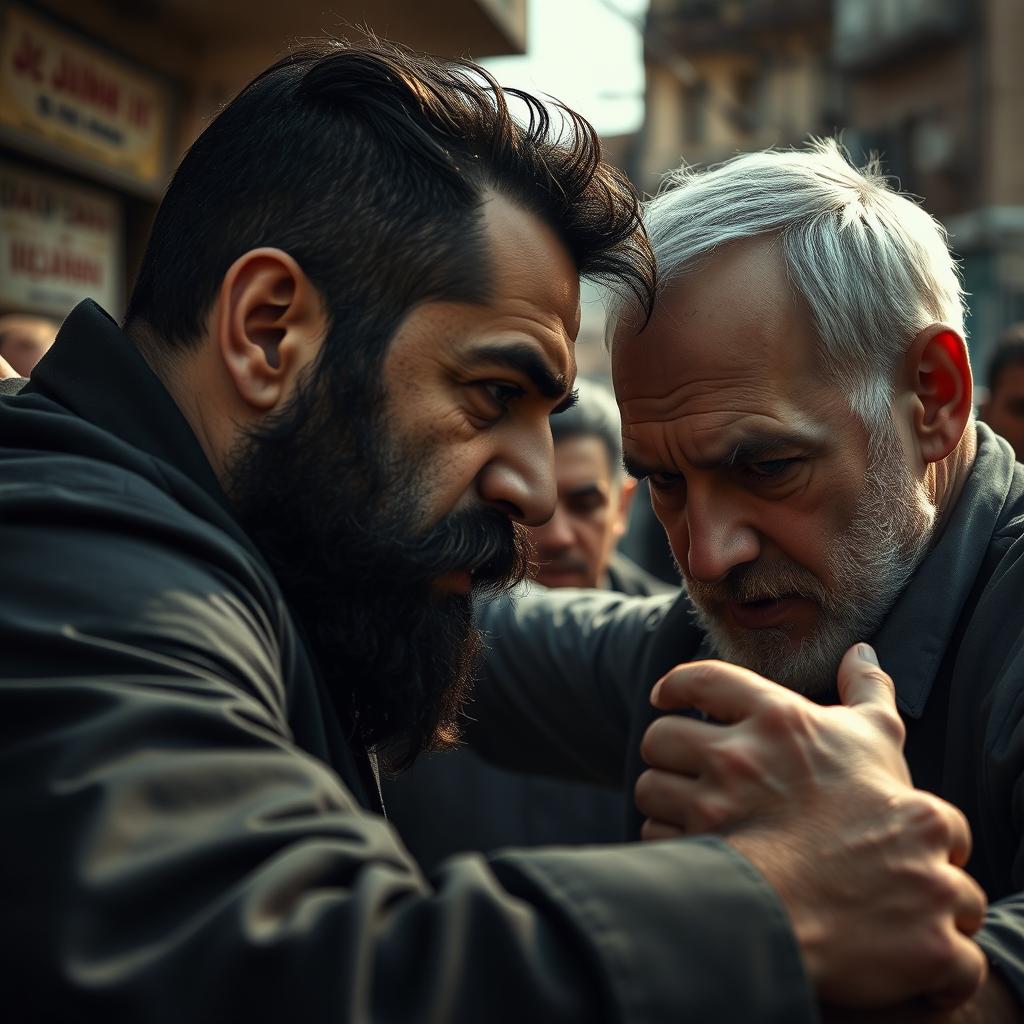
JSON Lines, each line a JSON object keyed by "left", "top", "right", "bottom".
{"left": 744, "top": 458, "right": 801, "bottom": 480}
{"left": 569, "top": 493, "right": 606, "bottom": 515}
{"left": 648, "top": 472, "right": 683, "bottom": 493}
{"left": 480, "top": 382, "right": 525, "bottom": 411}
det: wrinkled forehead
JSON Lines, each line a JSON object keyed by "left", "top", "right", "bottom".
{"left": 611, "top": 238, "right": 824, "bottom": 422}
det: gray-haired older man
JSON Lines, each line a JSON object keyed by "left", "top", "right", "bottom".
{"left": 474, "top": 140, "right": 1024, "bottom": 1020}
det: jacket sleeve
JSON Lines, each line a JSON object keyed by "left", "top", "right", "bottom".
{"left": 468, "top": 586, "right": 686, "bottom": 786}
{"left": 0, "top": 479, "right": 816, "bottom": 1024}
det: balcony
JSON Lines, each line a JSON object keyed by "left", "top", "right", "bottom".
{"left": 833, "top": 0, "right": 972, "bottom": 71}
{"left": 647, "top": 0, "right": 830, "bottom": 53}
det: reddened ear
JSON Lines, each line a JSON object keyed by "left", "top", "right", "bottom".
{"left": 213, "top": 248, "right": 325, "bottom": 412}
{"left": 905, "top": 324, "right": 972, "bottom": 465}
{"left": 613, "top": 476, "right": 638, "bottom": 539}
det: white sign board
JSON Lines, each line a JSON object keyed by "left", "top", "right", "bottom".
{"left": 0, "top": 3, "right": 171, "bottom": 188}
{"left": 0, "top": 159, "right": 123, "bottom": 318}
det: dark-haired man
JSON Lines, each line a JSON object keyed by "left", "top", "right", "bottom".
{"left": 385, "top": 380, "right": 671, "bottom": 870}
{"left": 981, "top": 324, "right": 1024, "bottom": 460}
{"left": 530, "top": 378, "right": 667, "bottom": 594}
{"left": 0, "top": 41, "right": 985, "bottom": 1022}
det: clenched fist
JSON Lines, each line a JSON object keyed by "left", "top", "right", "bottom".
{"left": 637, "top": 644, "right": 988, "bottom": 1010}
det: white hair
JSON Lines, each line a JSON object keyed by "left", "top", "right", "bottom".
{"left": 609, "top": 139, "right": 966, "bottom": 427}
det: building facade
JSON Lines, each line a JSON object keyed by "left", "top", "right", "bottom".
{"left": 632, "top": 0, "right": 1024, "bottom": 367}
{"left": 0, "top": 0, "right": 526, "bottom": 325}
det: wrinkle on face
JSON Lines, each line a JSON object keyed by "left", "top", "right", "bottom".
{"left": 379, "top": 194, "right": 580, "bottom": 529}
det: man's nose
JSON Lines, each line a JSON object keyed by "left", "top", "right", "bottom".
{"left": 683, "top": 488, "right": 759, "bottom": 583}
{"left": 529, "top": 503, "right": 574, "bottom": 554}
{"left": 476, "top": 442, "right": 557, "bottom": 526}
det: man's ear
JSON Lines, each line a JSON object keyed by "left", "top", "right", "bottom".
{"left": 213, "top": 248, "right": 326, "bottom": 412}
{"left": 904, "top": 323, "right": 973, "bottom": 465}
{"left": 613, "top": 476, "right": 638, "bottom": 540}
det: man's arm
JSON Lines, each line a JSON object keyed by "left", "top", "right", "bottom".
{"left": 468, "top": 586, "right": 684, "bottom": 785}
{"left": 0, "top": 484, "right": 819, "bottom": 1023}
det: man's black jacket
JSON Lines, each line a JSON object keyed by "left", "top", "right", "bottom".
{"left": 475, "top": 422, "right": 1024, "bottom": 1005}
{"left": 0, "top": 301, "right": 815, "bottom": 1023}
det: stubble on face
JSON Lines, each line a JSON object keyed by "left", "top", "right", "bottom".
{"left": 685, "top": 417, "right": 936, "bottom": 698}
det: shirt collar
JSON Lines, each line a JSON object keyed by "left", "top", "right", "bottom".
{"left": 874, "top": 422, "right": 1018, "bottom": 719}
{"left": 26, "top": 299, "right": 232, "bottom": 517}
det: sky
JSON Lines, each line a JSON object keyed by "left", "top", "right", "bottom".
{"left": 481, "top": 0, "right": 650, "bottom": 138}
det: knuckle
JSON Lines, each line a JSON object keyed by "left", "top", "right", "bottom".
{"left": 757, "top": 695, "right": 811, "bottom": 738}
{"left": 634, "top": 770, "right": 656, "bottom": 811}
{"left": 918, "top": 929, "right": 960, "bottom": 976}
{"left": 859, "top": 665, "right": 896, "bottom": 695}
{"left": 690, "top": 797, "right": 728, "bottom": 833}
{"left": 862, "top": 704, "right": 906, "bottom": 747}
{"left": 640, "top": 716, "right": 673, "bottom": 764}
{"left": 708, "top": 741, "right": 759, "bottom": 783}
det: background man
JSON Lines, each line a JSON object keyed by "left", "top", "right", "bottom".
{"left": 981, "top": 323, "right": 1024, "bottom": 460}
{"left": 475, "top": 140, "right": 1024, "bottom": 1020}
{"left": 0, "top": 44, "right": 984, "bottom": 1021}
{"left": 530, "top": 377, "right": 668, "bottom": 594}
{"left": 0, "top": 312, "right": 57, "bottom": 376}
{"left": 385, "top": 380, "right": 673, "bottom": 869}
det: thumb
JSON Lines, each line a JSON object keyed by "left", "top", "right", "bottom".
{"left": 837, "top": 643, "right": 897, "bottom": 711}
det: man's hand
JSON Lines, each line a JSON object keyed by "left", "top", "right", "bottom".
{"left": 636, "top": 644, "right": 988, "bottom": 1009}
{"left": 823, "top": 970, "right": 1019, "bottom": 1022}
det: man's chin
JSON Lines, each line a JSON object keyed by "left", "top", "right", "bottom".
{"left": 535, "top": 569, "right": 591, "bottom": 589}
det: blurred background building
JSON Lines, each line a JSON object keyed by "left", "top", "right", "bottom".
{"left": 2, "top": 0, "right": 1023, "bottom": 376}
{"left": 0, "top": 0, "right": 525, "bottom": 328}
{"left": 630, "top": 0, "right": 1024, "bottom": 376}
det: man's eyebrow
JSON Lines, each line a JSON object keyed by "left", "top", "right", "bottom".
{"left": 622, "top": 454, "right": 661, "bottom": 480}
{"left": 464, "top": 343, "right": 573, "bottom": 404}
{"left": 722, "top": 433, "right": 816, "bottom": 466}
{"left": 623, "top": 432, "right": 818, "bottom": 478}
{"left": 566, "top": 483, "right": 604, "bottom": 497}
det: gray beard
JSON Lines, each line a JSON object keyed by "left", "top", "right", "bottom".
{"left": 685, "top": 420, "right": 936, "bottom": 698}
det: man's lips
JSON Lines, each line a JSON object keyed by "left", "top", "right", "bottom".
{"left": 727, "top": 595, "right": 809, "bottom": 629}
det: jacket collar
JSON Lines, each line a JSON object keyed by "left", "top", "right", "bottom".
{"left": 874, "top": 422, "right": 1018, "bottom": 719}
{"left": 26, "top": 299, "right": 232, "bottom": 517}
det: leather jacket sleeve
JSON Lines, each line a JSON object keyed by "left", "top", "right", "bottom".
{"left": 0, "top": 470, "right": 815, "bottom": 1024}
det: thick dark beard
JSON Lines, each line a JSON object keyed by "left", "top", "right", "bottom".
{"left": 224, "top": 370, "right": 532, "bottom": 771}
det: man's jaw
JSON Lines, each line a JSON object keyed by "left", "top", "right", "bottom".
{"left": 534, "top": 553, "right": 591, "bottom": 589}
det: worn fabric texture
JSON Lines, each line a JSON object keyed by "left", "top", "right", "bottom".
{"left": 475, "top": 421, "right": 1024, "bottom": 1004}
{"left": 0, "top": 300, "right": 815, "bottom": 1023}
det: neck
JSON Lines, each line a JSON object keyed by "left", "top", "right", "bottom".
{"left": 928, "top": 419, "right": 977, "bottom": 535}
{"left": 131, "top": 331, "right": 235, "bottom": 486}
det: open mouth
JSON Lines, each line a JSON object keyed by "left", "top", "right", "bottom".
{"left": 729, "top": 594, "right": 805, "bottom": 629}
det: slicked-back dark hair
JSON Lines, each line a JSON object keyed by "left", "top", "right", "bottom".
{"left": 125, "top": 37, "right": 655, "bottom": 384}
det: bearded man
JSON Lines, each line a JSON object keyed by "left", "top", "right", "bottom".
{"left": 0, "top": 45, "right": 986, "bottom": 1023}
{"left": 474, "top": 140, "right": 1024, "bottom": 1020}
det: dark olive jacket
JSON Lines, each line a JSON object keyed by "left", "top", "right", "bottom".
{"left": 474, "top": 422, "right": 1024, "bottom": 1006}
{"left": 0, "top": 301, "right": 815, "bottom": 1023}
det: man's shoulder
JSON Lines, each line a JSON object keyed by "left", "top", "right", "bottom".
{"left": 606, "top": 551, "right": 678, "bottom": 598}
{"left": 0, "top": 406, "right": 281, "bottom": 629}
